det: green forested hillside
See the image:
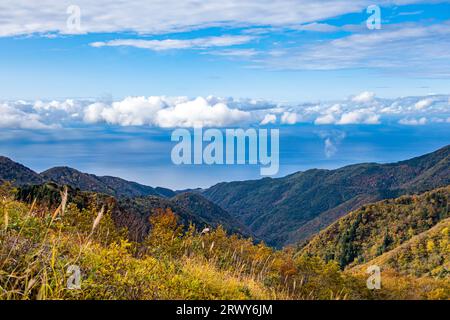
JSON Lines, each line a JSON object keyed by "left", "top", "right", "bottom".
{"left": 171, "top": 192, "right": 252, "bottom": 237}
{"left": 203, "top": 145, "right": 450, "bottom": 247}
{"left": 355, "top": 219, "right": 449, "bottom": 278}
{"left": 0, "top": 156, "right": 44, "bottom": 186}
{"left": 41, "top": 166, "right": 170, "bottom": 198}
{"left": 300, "top": 186, "right": 449, "bottom": 271}
{"left": 2, "top": 146, "right": 449, "bottom": 248}
{"left": 0, "top": 156, "right": 174, "bottom": 199}
{"left": 15, "top": 183, "right": 252, "bottom": 242}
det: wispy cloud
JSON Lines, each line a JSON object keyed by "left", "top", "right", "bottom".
{"left": 399, "top": 117, "right": 428, "bottom": 125}
{"left": 204, "top": 49, "right": 260, "bottom": 57}
{"left": 90, "top": 36, "right": 255, "bottom": 51}
{"left": 397, "top": 10, "right": 424, "bottom": 16}
{"left": 257, "top": 21, "right": 450, "bottom": 76}
{"left": 317, "top": 130, "right": 347, "bottom": 158}
{"left": 3, "top": 1, "right": 450, "bottom": 80}
{"left": 1, "top": 0, "right": 433, "bottom": 37}
{"left": 293, "top": 22, "right": 341, "bottom": 32}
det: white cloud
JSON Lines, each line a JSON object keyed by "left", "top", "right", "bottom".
{"left": 351, "top": 91, "right": 375, "bottom": 103}
{"left": 294, "top": 23, "right": 340, "bottom": 33}
{"left": 326, "top": 104, "right": 342, "bottom": 114}
{"left": 83, "top": 102, "right": 108, "bottom": 123}
{"left": 33, "top": 99, "right": 76, "bottom": 112}
{"left": 314, "top": 100, "right": 384, "bottom": 125}
{"left": 324, "top": 138, "right": 337, "bottom": 157}
{"left": 398, "top": 10, "right": 423, "bottom": 16}
{"left": 260, "top": 21, "right": 450, "bottom": 76}
{"left": 315, "top": 114, "right": 337, "bottom": 125}
{"left": 86, "top": 96, "right": 167, "bottom": 126}
{"left": 0, "top": 1, "right": 429, "bottom": 37}
{"left": 414, "top": 98, "right": 433, "bottom": 110}
{"left": 205, "top": 49, "right": 259, "bottom": 57}
{"left": 2, "top": 1, "right": 449, "bottom": 78}
{"left": 155, "top": 97, "right": 251, "bottom": 128}
{"left": 399, "top": 117, "right": 428, "bottom": 125}
{"left": 280, "top": 111, "right": 298, "bottom": 125}
{"left": 337, "top": 110, "right": 380, "bottom": 125}
{"left": 260, "top": 114, "right": 277, "bottom": 125}
{"left": 0, "top": 103, "right": 54, "bottom": 129}
{"left": 84, "top": 96, "right": 250, "bottom": 128}
{"left": 318, "top": 130, "right": 346, "bottom": 158}
{"left": 1, "top": 93, "right": 449, "bottom": 129}
{"left": 90, "top": 36, "right": 255, "bottom": 51}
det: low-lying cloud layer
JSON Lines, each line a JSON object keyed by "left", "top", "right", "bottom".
{"left": 1, "top": 93, "right": 449, "bottom": 129}
{"left": 84, "top": 97, "right": 251, "bottom": 128}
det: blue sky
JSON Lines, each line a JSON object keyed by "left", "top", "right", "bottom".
{"left": 0, "top": 1, "right": 449, "bottom": 189}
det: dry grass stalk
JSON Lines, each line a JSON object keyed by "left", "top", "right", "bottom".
{"left": 3, "top": 206, "right": 8, "bottom": 231}
{"left": 27, "top": 198, "right": 37, "bottom": 217}
{"left": 51, "top": 204, "right": 62, "bottom": 222}
{"left": 91, "top": 205, "right": 105, "bottom": 235}
{"left": 60, "top": 186, "right": 68, "bottom": 216}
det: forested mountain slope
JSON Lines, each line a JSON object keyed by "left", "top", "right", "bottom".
{"left": 300, "top": 186, "right": 449, "bottom": 272}
{"left": 203, "top": 145, "right": 450, "bottom": 247}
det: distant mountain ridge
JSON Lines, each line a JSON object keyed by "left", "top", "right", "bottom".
{"left": 0, "top": 158, "right": 174, "bottom": 198}
{"left": 0, "top": 156, "right": 44, "bottom": 186}
{"left": 0, "top": 156, "right": 250, "bottom": 239}
{"left": 1, "top": 145, "right": 449, "bottom": 247}
{"left": 40, "top": 166, "right": 176, "bottom": 198}
{"left": 203, "top": 145, "right": 450, "bottom": 247}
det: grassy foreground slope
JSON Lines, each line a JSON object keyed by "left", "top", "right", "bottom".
{"left": 1, "top": 183, "right": 448, "bottom": 300}
{"left": 0, "top": 183, "right": 362, "bottom": 300}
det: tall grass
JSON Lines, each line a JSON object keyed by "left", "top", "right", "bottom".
{"left": 1, "top": 184, "right": 446, "bottom": 300}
